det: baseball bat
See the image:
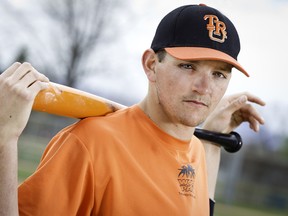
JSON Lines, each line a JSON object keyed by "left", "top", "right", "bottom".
{"left": 32, "top": 82, "right": 242, "bottom": 153}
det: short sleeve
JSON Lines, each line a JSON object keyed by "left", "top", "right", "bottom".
{"left": 18, "top": 132, "right": 94, "bottom": 216}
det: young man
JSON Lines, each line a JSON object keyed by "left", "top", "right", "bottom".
{"left": 0, "top": 4, "right": 265, "bottom": 216}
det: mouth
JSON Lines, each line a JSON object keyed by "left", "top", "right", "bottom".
{"left": 183, "top": 100, "right": 208, "bottom": 107}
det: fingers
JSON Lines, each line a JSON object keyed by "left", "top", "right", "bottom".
{"left": 225, "top": 93, "right": 266, "bottom": 132}
{"left": 0, "top": 62, "right": 49, "bottom": 101}
{"left": 244, "top": 92, "right": 266, "bottom": 106}
{"left": 240, "top": 104, "right": 265, "bottom": 132}
{"left": 227, "top": 92, "right": 266, "bottom": 107}
{"left": 19, "top": 67, "right": 49, "bottom": 88}
{"left": 0, "top": 62, "right": 21, "bottom": 78}
{"left": 225, "top": 95, "right": 248, "bottom": 115}
{"left": 10, "top": 62, "right": 49, "bottom": 85}
{"left": 226, "top": 93, "right": 266, "bottom": 114}
{"left": 249, "top": 115, "right": 261, "bottom": 132}
{"left": 28, "top": 80, "right": 50, "bottom": 99}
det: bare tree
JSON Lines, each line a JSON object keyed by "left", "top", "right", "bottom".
{"left": 38, "top": 0, "right": 124, "bottom": 87}
{"left": 0, "top": 0, "right": 128, "bottom": 87}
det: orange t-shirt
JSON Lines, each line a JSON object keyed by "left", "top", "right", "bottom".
{"left": 18, "top": 105, "right": 209, "bottom": 215}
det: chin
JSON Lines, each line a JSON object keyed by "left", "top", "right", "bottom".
{"left": 181, "top": 118, "right": 205, "bottom": 128}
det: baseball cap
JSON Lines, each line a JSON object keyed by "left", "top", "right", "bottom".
{"left": 151, "top": 4, "right": 249, "bottom": 77}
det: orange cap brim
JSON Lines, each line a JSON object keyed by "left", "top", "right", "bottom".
{"left": 165, "top": 47, "right": 249, "bottom": 77}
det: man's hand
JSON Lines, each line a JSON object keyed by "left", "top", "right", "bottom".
{"left": 0, "top": 62, "right": 49, "bottom": 216}
{"left": 201, "top": 92, "right": 265, "bottom": 200}
{"left": 0, "top": 62, "right": 49, "bottom": 141}
{"left": 202, "top": 92, "right": 266, "bottom": 134}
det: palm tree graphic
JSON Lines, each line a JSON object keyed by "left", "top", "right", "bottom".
{"left": 178, "top": 164, "right": 195, "bottom": 178}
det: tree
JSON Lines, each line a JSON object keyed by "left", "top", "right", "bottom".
{"left": 0, "top": 0, "right": 128, "bottom": 87}
{"left": 14, "top": 47, "right": 28, "bottom": 63}
{"left": 38, "top": 0, "right": 124, "bottom": 87}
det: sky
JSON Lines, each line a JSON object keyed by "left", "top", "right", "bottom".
{"left": 6, "top": 0, "right": 288, "bottom": 135}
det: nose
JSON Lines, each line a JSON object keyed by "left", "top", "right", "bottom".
{"left": 191, "top": 73, "right": 211, "bottom": 95}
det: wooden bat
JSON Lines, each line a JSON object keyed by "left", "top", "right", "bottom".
{"left": 32, "top": 82, "right": 242, "bottom": 153}
{"left": 33, "top": 82, "right": 125, "bottom": 118}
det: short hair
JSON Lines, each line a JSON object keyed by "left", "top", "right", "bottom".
{"left": 156, "top": 49, "right": 167, "bottom": 62}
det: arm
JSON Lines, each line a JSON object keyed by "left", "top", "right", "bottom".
{"left": 201, "top": 93, "right": 265, "bottom": 200}
{"left": 0, "top": 63, "right": 49, "bottom": 216}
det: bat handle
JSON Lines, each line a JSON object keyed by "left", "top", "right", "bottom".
{"left": 194, "top": 128, "right": 243, "bottom": 153}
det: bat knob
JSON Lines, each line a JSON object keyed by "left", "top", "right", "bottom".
{"left": 223, "top": 131, "right": 243, "bottom": 153}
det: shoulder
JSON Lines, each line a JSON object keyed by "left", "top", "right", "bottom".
{"left": 59, "top": 105, "right": 139, "bottom": 145}
{"left": 72, "top": 106, "right": 133, "bottom": 131}
{"left": 71, "top": 104, "right": 143, "bottom": 132}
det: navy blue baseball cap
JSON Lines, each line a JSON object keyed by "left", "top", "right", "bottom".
{"left": 151, "top": 4, "right": 249, "bottom": 77}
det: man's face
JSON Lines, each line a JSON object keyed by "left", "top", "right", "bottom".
{"left": 152, "top": 52, "right": 232, "bottom": 127}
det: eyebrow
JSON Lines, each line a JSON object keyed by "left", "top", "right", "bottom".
{"left": 181, "top": 60, "right": 233, "bottom": 72}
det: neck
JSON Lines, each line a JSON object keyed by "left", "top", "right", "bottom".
{"left": 138, "top": 97, "right": 195, "bottom": 141}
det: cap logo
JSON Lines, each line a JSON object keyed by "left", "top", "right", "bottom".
{"left": 204, "top": 15, "right": 227, "bottom": 43}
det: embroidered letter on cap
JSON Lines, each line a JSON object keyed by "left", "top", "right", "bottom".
{"left": 204, "top": 15, "right": 227, "bottom": 43}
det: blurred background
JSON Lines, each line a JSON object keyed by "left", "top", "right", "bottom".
{"left": 1, "top": 0, "right": 287, "bottom": 215}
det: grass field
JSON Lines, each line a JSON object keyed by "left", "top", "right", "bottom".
{"left": 18, "top": 135, "right": 49, "bottom": 182}
{"left": 215, "top": 203, "right": 287, "bottom": 216}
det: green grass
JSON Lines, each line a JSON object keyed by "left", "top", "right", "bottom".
{"left": 18, "top": 135, "right": 49, "bottom": 182}
{"left": 215, "top": 203, "right": 288, "bottom": 216}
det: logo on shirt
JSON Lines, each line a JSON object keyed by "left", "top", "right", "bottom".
{"left": 177, "top": 164, "right": 196, "bottom": 198}
{"left": 204, "top": 14, "right": 227, "bottom": 43}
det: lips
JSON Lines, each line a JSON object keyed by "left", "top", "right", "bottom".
{"left": 183, "top": 99, "right": 208, "bottom": 107}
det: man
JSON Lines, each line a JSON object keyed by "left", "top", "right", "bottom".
{"left": 0, "top": 4, "right": 265, "bottom": 216}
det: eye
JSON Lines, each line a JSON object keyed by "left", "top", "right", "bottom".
{"left": 213, "top": 71, "right": 227, "bottom": 79}
{"left": 179, "top": 63, "right": 196, "bottom": 70}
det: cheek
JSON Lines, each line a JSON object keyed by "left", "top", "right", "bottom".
{"left": 157, "top": 70, "right": 180, "bottom": 92}
{"left": 157, "top": 77, "right": 175, "bottom": 101}
{"left": 155, "top": 72, "right": 183, "bottom": 107}
{"left": 210, "top": 83, "right": 229, "bottom": 108}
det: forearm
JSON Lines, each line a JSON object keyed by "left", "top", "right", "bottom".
{"left": 0, "top": 138, "right": 19, "bottom": 216}
{"left": 202, "top": 140, "right": 221, "bottom": 200}
{"left": 0, "top": 62, "right": 50, "bottom": 216}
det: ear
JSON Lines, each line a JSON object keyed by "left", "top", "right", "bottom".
{"left": 141, "top": 49, "right": 157, "bottom": 82}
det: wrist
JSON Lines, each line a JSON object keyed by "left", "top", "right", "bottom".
{"left": 202, "top": 140, "right": 221, "bottom": 153}
{"left": 0, "top": 130, "right": 19, "bottom": 148}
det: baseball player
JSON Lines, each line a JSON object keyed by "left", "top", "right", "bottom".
{"left": 0, "top": 4, "right": 265, "bottom": 216}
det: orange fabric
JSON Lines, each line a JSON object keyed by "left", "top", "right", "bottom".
{"left": 18, "top": 105, "right": 209, "bottom": 216}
